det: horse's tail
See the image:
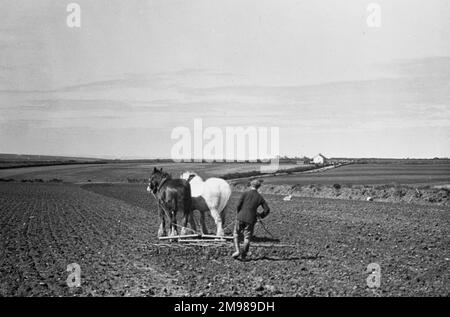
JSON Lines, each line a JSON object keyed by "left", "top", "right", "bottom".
{"left": 217, "top": 180, "right": 232, "bottom": 214}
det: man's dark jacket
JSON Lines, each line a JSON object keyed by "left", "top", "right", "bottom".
{"left": 236, "top": 189, "right": 270, "bottom": 224}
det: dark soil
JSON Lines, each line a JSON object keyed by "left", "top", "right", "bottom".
{"left": 1, "top": 183, "right": 448, "bottom": 296}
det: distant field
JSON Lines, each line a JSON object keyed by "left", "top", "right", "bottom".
{"left": 1, "top": 159, "right": 449, "bottom": 187}
{"left": 0, "top": 153, "right": 100, "bottom": 161}
{"left": 0, "top": 153, "right": 106, "bottom": 169}
{"left": 0, "top": 162, "right": 300, "bottom": 183}
{"left": 261, "top": 163, "right": 450, "bottom": 186}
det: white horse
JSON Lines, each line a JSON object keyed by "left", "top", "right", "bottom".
{"left": 180, "top": 171, "right": 232, "bottom": 237}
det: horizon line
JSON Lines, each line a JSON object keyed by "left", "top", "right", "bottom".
{"left": 0, "top": 152, "right": 448, "bottom": 161}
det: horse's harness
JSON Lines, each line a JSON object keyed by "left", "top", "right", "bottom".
{"left": 151, "top": 174, "right": 171, "bottom": 213}
{"left": 149, "top": 174, "right": 199, "bottom": 235}
{"left": 156, "top": 175, "right": 169, "bottom": 194}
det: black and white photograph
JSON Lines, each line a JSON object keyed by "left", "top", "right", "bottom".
{"left": 0, "top": 0, "right": 449, "bottom": 301}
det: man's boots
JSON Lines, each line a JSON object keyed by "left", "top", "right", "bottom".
{"left": 232, "top": 236, "right": 240, "bottom": 259}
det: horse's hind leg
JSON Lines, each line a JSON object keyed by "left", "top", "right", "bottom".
{"left": 211, "top": 207, "right": 224, "bottom": 237}
{"left": 199, "top": 210, "right": 208, "bottom": 235}
{"left": 180, "top": 210, "right": 191, "bottom": 236}
{"left": 170, "top": 208, "right": 179, "bottom": 237}
{"left": 220, "top": 204, "right": 232, "bottom": 235}
{"left": 157, "top": 205, "right": 165, "bottom": 238}
{"left": 171, "top": 211, "right": 178, "bottom": 237}
{"left": 220, "top": 205, "right": 227, "bottom": 232}
{"left": 188, "top": 212, "right": 197, "bottom": 233}
{"left": 167, "top": 198, "right": 178, "bottom": 237}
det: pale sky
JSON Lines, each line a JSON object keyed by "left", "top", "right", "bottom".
{"left": 0, "top": 0, "right": 449, "bottom": 159}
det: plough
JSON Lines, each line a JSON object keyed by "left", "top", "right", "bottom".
{"left": 156, "top": 236, "right": 296, "bottom": 249}
{"left": 158, "top": 234, "right": 234, "bottom": 242}
{"left": 150, "top": 190, "right": 236, "bottom": 244}
{"left": 150, "top": 188, "right": 296, "bottom": 251}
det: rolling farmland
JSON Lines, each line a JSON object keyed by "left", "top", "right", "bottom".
{"left": 0, "top": 162, "right": 297, "bottom": 183}
{"left": 1, "top": 161, "right": 449, "bottom": 187}
{"left": 261, "top": 163, "right": 450, "bottom": 186}
{"left": 0, "top": 159, "right": 449, "bottom": 296}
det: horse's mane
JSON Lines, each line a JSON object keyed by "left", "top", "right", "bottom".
{"left": 156, "top": 171, "right": 172, "bottom": 191}
{"left": 161, "top": 171, "right": 171, "bottom": 179}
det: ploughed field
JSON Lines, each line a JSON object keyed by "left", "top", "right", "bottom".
{"left": 1, "top": 162, "right": 449, "bottom": 189}
{"left": 0, "top": 162, "right": 299, "bottom": 183}
{"left": 1, "top": 182, "right": 448, "bottom": 296}
{"left": 263, "top": 163, "right": 450, "bottom": 186}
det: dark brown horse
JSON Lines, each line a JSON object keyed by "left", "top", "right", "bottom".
{"left": 148, "top": 167, "right": 195, "bottom": 237}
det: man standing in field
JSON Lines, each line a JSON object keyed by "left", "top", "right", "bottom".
{"left": 232, "top": 179, "right": 270, "bottom": 260}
